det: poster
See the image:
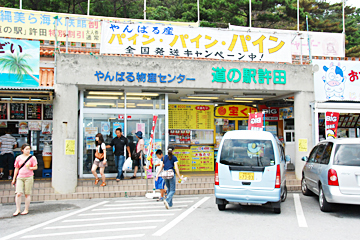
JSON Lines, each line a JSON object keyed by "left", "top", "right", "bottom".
{"left": 43, "top": 104, "right": 53, "bottom": 120}
{"left": 101, "top": 122, "right": 110, "bottom": 135}
{"left": 42, "top": 121, "right": 52, "bottom": 134}
{"left": 27, "top": 103, "right": 42, "bottom": 120}
{"left": 0, "top": 7, "right": 197, "bottom": 44}
{"left": 101, "top": 22, "right": 292, "bottom": 62}
{"left": 18, "top": 122, "right": 28, "bottom": 134}
{"left": 136, "top": 123, "right": 145, "bottom": 136}
{"left": 325, "top": 112, "right": 340, "bottom": 139}
{"left": 190, "top": 146, "right": 214, "bottom": 171}
{"left": 86, "top": 136, "right": 96, "bottom": 149}
{"left": 169, "top": 104, "right": 214, "bottom": 130}
{"left": 298, "top": 139, "right": 308, "bottom": 152}
{"left": 85, "top": 127, "right": 98, "bottom": 136}
{"left": 248, "top": 112, "right": 264, "bottom": 131}
{"left": 174, "top": 149, "right": 192, "bottom": 172}
{"left": 265, "top": 125, "right": 277, "bottom": 135}
{"left": 65, "top": 139, "right": 75, "bottom": 155}
{"left": 28, "top": 121, "right": 42, "bottom": 131}
{"left": 215, "top": 105, "right": 257, "bottom": 118}
{"left": 0, "top": 38, "right": 40, "bottom": 88}
{"left": 10, "top": 103, "right": 25, "bottom": 120}
{"left": 279, "top": 107, "right": 294, "bottom": 120}
{"left": 0, "top": 103, "right": 7, "bottom": 119}
{"left": 112, "top": 122, "right": 124, "bottom": 137}
{"left": 260, "top": 106, "right": 279, "bottom": 121}
{"left": 0, "top": 121, "right": 7, "bottom": 128}
{"left": 313, "top": 60, "right": 360, "bottom": 101}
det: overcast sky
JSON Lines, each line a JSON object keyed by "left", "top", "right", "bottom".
{"left": 326, "top": 0, "right": 360, "bottom": 8}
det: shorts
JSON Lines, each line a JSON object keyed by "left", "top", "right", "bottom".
{"left": 93, "top": 160, "right": 108, "bottom": 168}
{"left": 15, "top": 176, "right": 34, "bottom": 195}
{"left": 134, "top": 155, "right": 146, "bottom": 167}
{"left": 0, "top": 153, "right": 15, "bottom": 170}
{"left": 155, "top": 177, "right": 165, "bottom": 190}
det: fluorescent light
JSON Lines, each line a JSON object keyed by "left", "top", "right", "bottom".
{"left": 141, "top": 90, "right": 178, "bottom": 94}
{"left": 194, "top": 91, "right": 228, "bottom": 95}
{"left": 88, "top": 91, "right": 123, "bottom": 95}
{"left": 121, "top": 97, "right": 144, "bottom": 100}
{"left": 127, "top": 92, "right": 159, "bottom": 97}
{"left": 109, "top": 118, "right": 116, "bottom": 120}
{"left": 187, "top": 96, "right": 219, "bottom": 100}
{"left": 180, "top": 99, "right": 211, "bottom": 102}
{"left": 127, "top": 105, "right": 136, "bottom": 108}
{"left": 86, "top": 96, "right": 119, "bottom": 99}
{"left": 137, "top": 104, "right": 154, "bottom": 107}
{"left": 224, "top": 100, "right": 253, "bottom": 103}
{"left": 233, "top": 97, "right": 264, "bottom": 100}
{"left": 85, "top": 102, "right": 116, "bottom": 106}
{"left": 243, "top": 92, "right": 275, "bottom": 96}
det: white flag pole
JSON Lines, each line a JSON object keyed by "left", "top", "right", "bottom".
{"left": 249, "top": 0, "right": 252, "bottom": 28}
{"left": 87, "top": 0, "right": 90, "bottom": 15}
{"left": 297, "top": 0, "right": 299, "bottom": 32}
{"left": 144, "top": 0, "right": 147, "bottom": 20}
{"left": 19, "top": 0, "right": 22, "bottom": 9}
{"left": 197, "top": 0, "right": 200, "bottom": 24}
{"left": 342, "top": 0, "right": 345, "bottom": 34}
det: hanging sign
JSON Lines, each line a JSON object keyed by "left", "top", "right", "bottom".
{"left": 101, "top": 22, "right": 292, "bottom": 62}
{"left": 325, "top": 112, "right": 340, "bottom": 139}
{"left": 248, "top": 112, "right": 264, "bottom": 131}
{"left": 215, "top": 105, "right": 257, "bottom": 118}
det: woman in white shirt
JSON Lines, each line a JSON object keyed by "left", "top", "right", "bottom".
{"left": 91, "top": 133, "right": 107, "bottom": 186}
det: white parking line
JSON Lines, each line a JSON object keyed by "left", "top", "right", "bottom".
{"left": 104, "top": 200, "right": 194, "bottom": 207}
{"left": 92, "top": 204, "right": 188, "bottom": 211}
{"left": 44, "top": 219, "right": 166, "bottom": 230}
{"left": 72, "top": 234, "right": 145, "bottom": 240}
{"left": 153, "top": 197, "right": 210, "bottom": 236}
{"left": 63, "top": 213, "right": 175, "bottom": 222}
{"left": 79, "top": 208, "right": 182, "bottom": 216}
{"left": 0, "top": 201, "right": 108, "bottom": 240}
{"left": 21, "top": 226, "right": 156, "bottom": 238}
{"left": 293, "top": 194, "right": 308, "bottom": 228}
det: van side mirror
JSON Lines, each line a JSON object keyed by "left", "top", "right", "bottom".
{"left": 301, "top": 156, "right": 308, "bottom": 162}
{"left": 285, "top": 155, "right": 291, "bottom": 163}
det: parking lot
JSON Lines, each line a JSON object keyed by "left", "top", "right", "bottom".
{"left": 1, "top": 193, "right": 360, "bottom": 240}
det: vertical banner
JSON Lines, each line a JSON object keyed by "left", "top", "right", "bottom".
{"left": 248, "top": 112, "right": 264, "bottom": 131}
{"left": 146, "top": 115, "right": 158, "bottom": 175}
{"left": 325, "top": 112, "right": 340, "bottom": 139}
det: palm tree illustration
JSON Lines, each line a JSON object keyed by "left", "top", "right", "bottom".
{"left": 0, "top": 52, "right": 39, "bottom": 83}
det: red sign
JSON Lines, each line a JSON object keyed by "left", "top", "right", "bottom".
{"left": 118, "top": 114, "right": 124, "bottom": 120}
{"left": 248, "top": 112, "right": 264, "bottom": 131}
{"left": 259, "top": 105, "right": 279, "bottom": 121}
{"left": 127, "top": 115, "right": 132, "bottom": 119}
{"left": 195, "top": 106, "right": 210, "bottom": 111}
{"left": 325, "top": 112, "right": 340, "bottom": 139}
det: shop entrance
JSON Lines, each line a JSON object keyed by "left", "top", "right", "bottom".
{"left": 284, "top": 130, "right": 295, "bottom": 162}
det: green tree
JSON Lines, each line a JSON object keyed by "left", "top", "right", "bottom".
{"left": 0, "top": 53, "right": 39, "bottom": 83}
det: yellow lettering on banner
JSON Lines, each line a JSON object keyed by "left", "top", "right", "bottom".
{"left": 298, "top": 139, "right": 308, "bottom": 152}
{"left": 239, "top": 35, "right": 248, "bottom": 52}
{"left": 190, "top": 34, "right": 202, "bottom": 48}
{"left": 169, "top": 35, "right": 179, "bottom": 47}
{"left": 228, "top": 34, "right": 238, "bottom": 52}
{"left": 128, "top": 34, "right": 139, "bottom": 45}
{"left": 179, "top": 35, "right": 187, "bottom": 48}
{"left": 252, "top": 35, "right": 266, "bottom": 53}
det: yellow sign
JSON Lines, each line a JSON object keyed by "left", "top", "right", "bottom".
{"left": 65, "top": 139, "right": 75, "bottom": 155}
{"left": 215, "top": 105, "right": 257, "bottom": 118}
{"left": 173, "top": 149, "right": 192, "bottom": 172}
{"left": 191, "top": 146, "right": 214, "bottom": 171}
{"left": 169, "top": 104, "right": 214, "bottom": 130}
{"left": 298, "top": 139, "right": 308, "bottom": 152}
{"left": 0, "top": 7, "right": 198, "bottom": 43}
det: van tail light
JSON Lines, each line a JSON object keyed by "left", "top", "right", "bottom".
{"left": 215, "top": 162, "right": 219, "bottom": 185}
{"left": 328, "top": 169, "right": 339, "bottom": 186}
{"left": 275, "top": 164, "right": 281, "bottom": 188}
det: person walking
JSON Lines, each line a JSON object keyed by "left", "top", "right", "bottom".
{"left": 155, "top": 147, "right": 183, "bottom": 209}
{"left": 106, "top": 128, "right": 131, "bottom": 181}
{"left": 131, "top": 131, "right": 147, "bottom": 179}
{"left": 12, "top": 143, "right": 38, "bottom": 216}
{"left": 0, "top": 130, "right": 17, "bottom": 180}
{"left": 155, "top": 150, "right": 166, "bottom": 201}
{"left": 92, "top": 133, "right": 107, "bottom": 187}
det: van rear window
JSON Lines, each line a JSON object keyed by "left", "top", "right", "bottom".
{"left": 220, "top": 139, "right": 275, "bottom": 166}
{"left": 334, "top": 144, "right": 360, "bottom": 166}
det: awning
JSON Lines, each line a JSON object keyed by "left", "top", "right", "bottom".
{"left": 0, "top": 89, "right": 54, "bottom": 103}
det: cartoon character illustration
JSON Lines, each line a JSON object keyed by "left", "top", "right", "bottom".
{"left": 322, "top": 63, "right": 346, "bottom": 100}
{"left": 326, "top": 129, "right": 336, "bottom": 139}
{"left": 247, "top": 142, "right": 264, "bottom": 159}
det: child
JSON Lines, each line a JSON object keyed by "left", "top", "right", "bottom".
{"left": 155, "top": 149, "right": 166, "bottom": 201}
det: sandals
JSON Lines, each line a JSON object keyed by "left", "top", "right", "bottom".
{"left": 21, "top": 211, "right": 28, "bottom": 215}
{"left": 100, "top": 182, "right": 106, "bottom": 187}
{"left": 13, "top": 211, "right": 20, "bottom": 217}
{"left": 94, "top": 178, "right": 100, "bottom": 185}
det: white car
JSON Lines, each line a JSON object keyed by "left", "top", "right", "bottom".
{"left": 301, "top": 138, "right": 360, "bottom": 212}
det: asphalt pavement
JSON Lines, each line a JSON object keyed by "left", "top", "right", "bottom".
{"left": 1, "top": 193, "right": 360, "bottom": 240}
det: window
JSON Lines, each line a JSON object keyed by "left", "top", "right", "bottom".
{"left": 308, "top": 146, "right": 319, "bottom": 163}
{"left": 314, "top": 144, "right": 326, "bottom": 163}
{"left": 333, "top": 144, "right": 360, "bottom": 166}
{"left": 320, "top": 143, "right": 333, "bottom": 165}
{"left": 220, "top": 139, "right": 275, "bottom": 167}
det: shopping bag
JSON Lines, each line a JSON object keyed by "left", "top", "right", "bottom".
{"left": 123, "top": 157, "right": 133, "bottom": 171}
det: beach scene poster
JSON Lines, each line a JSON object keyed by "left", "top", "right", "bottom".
{"left": 0, "top": 38, "right": 40, "bottom": 88}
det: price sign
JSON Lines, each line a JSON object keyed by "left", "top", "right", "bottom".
{"left": 10, "top": 103, "right": 25, "bottom": 120}
{"left": 27, "top": 104, "right": 42, "bottom": 120}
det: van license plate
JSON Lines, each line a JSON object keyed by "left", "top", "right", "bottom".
{"left": 239, "top": 172, "right": 254, "bottom": 180}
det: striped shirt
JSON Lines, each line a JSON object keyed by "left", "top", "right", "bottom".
{"left": 0, "top": 134, "right": 17, "bottom": 155}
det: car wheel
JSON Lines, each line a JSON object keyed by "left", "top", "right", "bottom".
{"left": 319, "top": 186, "right": 332, "bottom": 212}
{"left": 281, "top": 185, "right": 288, "bottom": 202}
{"left": 274, "top": 207, "right": 281, "bottom": 214}
{"left": 217, "top": 204, "right": 226, "bottom": 211}
{"left": 301, "top": 177, "right": 312, "bottom": 196}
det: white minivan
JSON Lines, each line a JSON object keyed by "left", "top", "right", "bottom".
{"left": 215, "top": 130, "right": 288, "bottom": 213}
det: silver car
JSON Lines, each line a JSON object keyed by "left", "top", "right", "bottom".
{"left": 301, "top": 138, "right": 360, "bottom": 212}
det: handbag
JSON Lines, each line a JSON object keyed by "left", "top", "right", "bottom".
{"left": 160, "top": 169, "right": 174, "bottom": 179}
{"left": 14, "top": 155, "right": 33, "bottom": 182}
{"left": 132, "top": 142, "right": 141, "bottom": 161}
{"left": 95, "top": 144, "right": 104, "bottom": 160}
{"left": 123, "top": 157, "right": 133, "bottom": 171}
